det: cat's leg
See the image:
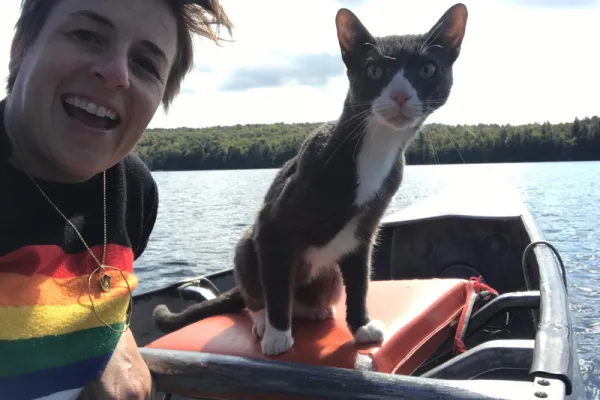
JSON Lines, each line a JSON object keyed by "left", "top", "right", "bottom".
{"left": 254, "top": 227, "right": 295, "bottom": 356}
{"left": 233, "top": 227, "right": 268, "bottom": 338}
{"left": 338, "top": 244, "right": 385, "bottom": 344}
{"left": 293, "top": 265, "right": 343, "bottom": 321}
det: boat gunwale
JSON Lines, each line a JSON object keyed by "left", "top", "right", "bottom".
{"left": 519, "top": 207, "right": 578, "bottom": 396}
{"left": 140, "top": 346, "right": 543, "bottom": 400}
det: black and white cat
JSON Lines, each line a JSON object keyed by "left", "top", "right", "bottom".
{"left": 153, "top": 3, "right": 468, "bottom": 356}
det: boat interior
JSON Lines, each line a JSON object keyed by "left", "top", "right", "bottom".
{"left": 131, "top": 188, "right": 582, "bottom": 400}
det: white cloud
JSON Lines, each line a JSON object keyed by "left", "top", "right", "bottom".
{"left": 1, "top": 0, "right": 599, "bottom": 129}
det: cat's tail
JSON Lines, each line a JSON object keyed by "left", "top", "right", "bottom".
{"left": 152, "top": 286, "right": 245, "bottom": 333}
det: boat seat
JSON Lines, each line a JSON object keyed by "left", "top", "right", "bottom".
{"left": 147, "top": 279, "right": 477, "bottom": 379}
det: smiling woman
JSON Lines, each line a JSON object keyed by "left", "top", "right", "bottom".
{"left": 0, "top": 0, "right": 232, "bottom": 399}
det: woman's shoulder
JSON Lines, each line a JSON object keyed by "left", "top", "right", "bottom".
{"left": 120, "top": 153, "right": 156, "bottom": 187}
{"left": 115, "top": 151, "right": 158, "bottom": 212}
{"left": 113, "top": 153, "right": 159, "bottom": 259}
{"left": 114, "top": 152, "right": 158, "bottom": 200}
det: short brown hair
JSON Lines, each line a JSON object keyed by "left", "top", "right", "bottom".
{"left": 7, "top": 0, "right": 233, "bottom": 111}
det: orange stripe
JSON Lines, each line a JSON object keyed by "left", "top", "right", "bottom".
{"left": 0, "top": 244, "right": 134, "bottom": 277}
{"left": 0, "top": 269, "right": 138, "bottom": 307}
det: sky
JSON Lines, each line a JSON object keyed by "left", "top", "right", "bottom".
{"left": 0, "top": 0, "right": 599, "bottom": 129}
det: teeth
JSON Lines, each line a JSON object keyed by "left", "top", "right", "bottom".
{"left": 64, "top": 96, "right": 118, "bottom": 121}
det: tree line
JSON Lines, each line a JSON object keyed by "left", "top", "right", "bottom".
{"left": 134, "top": 116, "right": 600, "bottom": 171}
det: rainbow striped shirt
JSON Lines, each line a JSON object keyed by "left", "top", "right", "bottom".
{"left": 0, "top": 244, "right": 138, "bottom": 400}
{"left": 0, "top": 108, "right": 159, "bottom": 400}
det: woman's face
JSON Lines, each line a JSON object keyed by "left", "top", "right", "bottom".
{"left": 7, "top": 0, "right": 178, "bottom": 181}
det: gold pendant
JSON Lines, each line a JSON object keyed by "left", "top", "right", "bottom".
{"left": 99, "top": 270, "right": 112, "bottom": 292}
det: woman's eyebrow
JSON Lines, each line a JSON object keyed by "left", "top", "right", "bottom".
{"left": 69, "top": 10, "right": 114, "bottom": 28}
{"left": 68, "top": 10, "right": 168, "bottom": 62}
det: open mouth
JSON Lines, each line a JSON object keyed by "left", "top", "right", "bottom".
{"left": 61, "top": 95, "right": 121, "bottom": 131}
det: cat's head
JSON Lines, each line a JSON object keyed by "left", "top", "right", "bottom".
{"left": 335, "top": 3, "right": 467, "bottom": 131}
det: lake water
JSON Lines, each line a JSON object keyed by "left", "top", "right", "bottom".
{"left": 135, "top": 161, "right": 600, "bottom": 397}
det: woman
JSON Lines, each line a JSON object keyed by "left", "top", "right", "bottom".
{"left": 0, "top": 0, "right": 232, "bottom": 399}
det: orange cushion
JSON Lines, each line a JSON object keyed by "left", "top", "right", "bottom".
{"left": 147, "top": 278, "right": 471, "bottom": 376}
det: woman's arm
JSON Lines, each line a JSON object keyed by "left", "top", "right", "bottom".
{"left": 78, "top": 328, "right": 154, "bottom": 400}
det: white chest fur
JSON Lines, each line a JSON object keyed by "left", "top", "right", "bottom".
{"left": 303, "top": 216, "right": 360, "bottom": 276}
{"left": 354, "top": 118, "right": 407, "bottom": 206}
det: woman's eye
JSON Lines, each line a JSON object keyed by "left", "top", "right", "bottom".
{"left": 366, "top": 65, "right": 383, "bottom": 80}
{"left": 133, "top": 57, "right": 162, "bottom": 81}
{"left": 418, "top": 62, "right": 437, "bottom": 79}
{"left": 70, "top": 29, "right": 102, "bottom": 46}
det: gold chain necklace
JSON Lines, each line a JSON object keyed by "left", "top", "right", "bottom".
{"left": 27, "top": 170, "right": 133, "bottom": 333}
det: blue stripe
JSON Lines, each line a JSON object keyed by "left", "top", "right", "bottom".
{"left": 0, "top": 353, "right": 112, "bottom": 400}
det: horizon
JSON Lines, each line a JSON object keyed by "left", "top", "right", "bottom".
{"left": 1, "top": 0, "right": 599, "bottom": 130}
{"left": 143, "top": 114, "right": 597, "bottom": 131}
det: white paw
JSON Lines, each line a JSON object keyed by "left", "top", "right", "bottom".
{"left": 249, "top": 310, "right": 266, "bottom": 339}
{"left": 261, "top": 322, "right": 294, "bottom": 356}
{"left": 354, "top": 320, "right": 385, "bottom": 344}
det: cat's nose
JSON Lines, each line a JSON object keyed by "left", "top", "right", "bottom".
{"left": 391, "top": 92, "right": 410, "bottom": 106}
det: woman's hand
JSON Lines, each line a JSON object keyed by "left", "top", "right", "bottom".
{"left": 79, "top": 328, "right": 154, "bottom": 399}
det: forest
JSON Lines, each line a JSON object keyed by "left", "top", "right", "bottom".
{"left": 133, "top": 116, "right": 600, "bottom": 171}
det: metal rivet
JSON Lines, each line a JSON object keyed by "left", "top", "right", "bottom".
{"left": 538, "top": 379, "right": 550, "bottom": 386}
{"left": 534, "top": 391, "right": 548, "bottom": 398}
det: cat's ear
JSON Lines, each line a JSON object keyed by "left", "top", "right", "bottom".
{"left": 425, "top": 3, "right": 468, "bottom": 62}
{"left": 335, "top": 8, "right": 375, "bottom": 62}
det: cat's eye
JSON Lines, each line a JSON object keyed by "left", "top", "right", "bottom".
{"left": 418, "top": 63, "right": 437, "bottom": 79}
{"left": 366, "top": 65, "right": 383, "bottom": 80}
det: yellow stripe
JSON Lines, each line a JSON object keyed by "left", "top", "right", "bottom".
{"left": 0, "top": 270, "right": 137, "bottom": 307}
{"left": 0, "top": 287, "right": 133, "bottom": 340}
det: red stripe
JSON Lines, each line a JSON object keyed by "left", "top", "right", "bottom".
{"left": 0, "top": 244, "right": 134, "bottom": 277}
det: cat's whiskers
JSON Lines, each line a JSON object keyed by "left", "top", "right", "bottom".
{"left": 401, "top": 104, "right": 424, "bottom": 118}
{"left": 423, "top": 131, "right": 441, "bottom": 164}
{"left": 324, "top": 109, "right": 372, "bottom": 166}
{"left": 424, "top": 101, "right": 449, "bottom": 107}
{"left": 440, "top": 126, "right": 466, "bottom": 163}
{"left": 363, "top": 40, "right": 392, "bottom": 60}
{"left": 423, "top": 96, "right": 449, "bottom": 105}
{"left": 461, "top": 125, "right": 478, "bottom": 138}
{"left": 352, "top": 115, "right": 376, "bottom": 162}
{"left": 339, "top": 108, "right": 372, "bottom": 129}
{"left": 340, "top": 100, "right": 377, "bottom": 112}
{"left": 329, "top": 116, "right": 368, "bottom": 165}
{"left": 373, "top": 103, "right": 423, "bottom": 130}
{"left": 419, "top": 123, "right": 467, "bottom": 164}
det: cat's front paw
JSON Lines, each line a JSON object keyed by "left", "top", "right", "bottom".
{"left": 354, "top": 319, "right": 385, "bottom": 344}
{"left": 249, "top": 310, "right": 266, "bottom": 339}
{"left": 261, "top": 324, "right": 294, "bottom": 355}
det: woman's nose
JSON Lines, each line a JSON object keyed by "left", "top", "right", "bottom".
{"left": 91, "top": 52, "right": 130, "bottom": 90}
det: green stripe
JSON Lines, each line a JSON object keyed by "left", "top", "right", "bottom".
{"left": 0, "top": 322, "right": 125, "bottom": 377}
